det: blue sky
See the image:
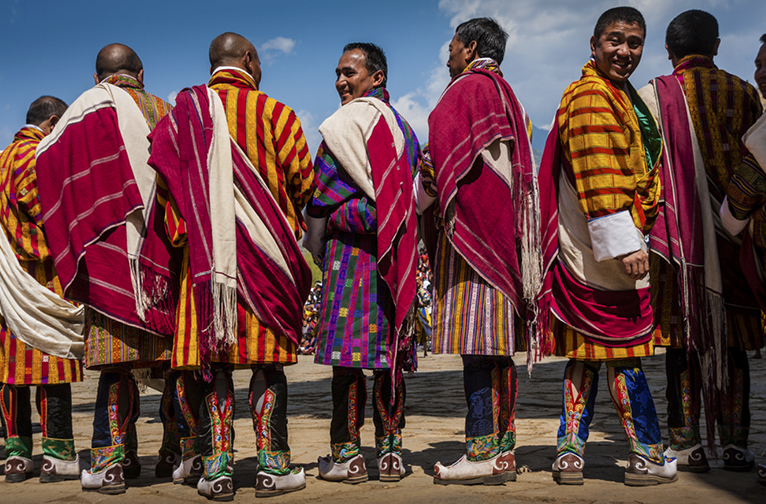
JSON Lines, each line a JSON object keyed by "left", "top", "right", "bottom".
{"left": 1, "top": 0, "right": 764, "bottom": 152}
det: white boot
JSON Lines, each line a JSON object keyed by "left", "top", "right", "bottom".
{"left": 664, "top": 444, "right": 709, "bottom": 472}
{"left": 173, "top": 455, "right": 203, "bottom": 485}
{"left": 81, "top": 462, "right": 126, "bottom": 494}
{"left": 624, "top": 453, "right": 678, "bottom": 486}
{"left": 433, "top": 453, "right": 509, "bottom": 485}
{"left": 197, "top": 474, "right": 234, "bottom": 501}
{"left": 40, "top": 454, "right": 81, "bottom": 482}
{"left": 255, "top": 467, "right": 306, "bottom": 497}
{"left": 4, "top": 456, "right": 33, "bottom": 483}
{"left": 377, "top": 452, "right": 406, "bottom": 482}
{"left": 318, "top": 454, "right": 368, "bottom": 484}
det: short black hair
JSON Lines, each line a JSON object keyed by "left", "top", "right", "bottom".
{"left": 665, "top": 10, "right": 719, "bottom": 59}
{"left": 760, "top": 33, "right": 766, "bottom": 44}
{"left": 343, "top": 42, "right": 387, "bottom": 87}
{"left": 594, "top": 6, "right": 646, "bottom": 40}
{"left": 455, "top": 17, "right": 508, "bottom": 65}
{"left": 26, "top": 96, "right": 68, "bottom": 126}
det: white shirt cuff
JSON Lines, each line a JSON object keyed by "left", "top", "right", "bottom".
{"left": 587, "top": 210, "right": 643, "bottom": 262}
{"left": 413, "top": 172, "right": 436, "bottom": 215}
{"left": 719, "top": 195, "right": 749, "bottom": 236}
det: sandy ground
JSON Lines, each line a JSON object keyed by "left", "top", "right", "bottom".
{"left": 1, "top": 349, "right": 764, "bottom": 503}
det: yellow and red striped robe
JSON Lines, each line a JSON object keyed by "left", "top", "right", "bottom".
{"left": 165, "top": 68, "right": 314, "bottom": 368}
{"left": 0, "top": 127, "right": 82, "bottom": 384}
{"left": 553, "top": 61, "right": 661, "bottom": 360}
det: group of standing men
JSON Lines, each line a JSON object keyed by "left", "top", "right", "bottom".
{"left": 1, "top": 6, "right": 766, "bottom": 501}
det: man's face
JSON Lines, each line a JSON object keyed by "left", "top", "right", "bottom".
{"left": 335, "top": 49, "right": 377, "bottom": 105}
{"left": 590, "top": 21, "right": 644, "bottom": 85}
{"left": 755, "top": 43, "right": 766, "bottom": 98}
{"left": 447, "top": 33, "right": 471, "bottom": 78}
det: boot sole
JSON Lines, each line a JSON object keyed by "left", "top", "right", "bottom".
{"left": 5, "top": 473, "right": 31, "bottom": 483}
{"left": 198, "top": 490, "right": 234, "bottom": 501}
{"left": 82, "top": 483, "right": 126, "bottom": 495}
{"left": 723, "top": 463, "right": 754, "bottom": 472}
{"left": 342, "top": 473, "right": 369, "bottom": 484}
{"left": 254, "top": 482, "right": 306, "bottom": 498}
{"left": 624, "top": 473, "right": 678, "bottom": 486}
{"left": 40, "top": 473, "right": 80, "bottom": 483}
{"left": 379, "top": 473, "right": 402, "bottom": 483}
{"left": 174, "top": 474, "right": 203, "bottom": 485}
{"left": 433, "top": 472, "right": 510, "bottom": 486}
{"left": 552, "top": 471, "right": 584, "bottom": 485}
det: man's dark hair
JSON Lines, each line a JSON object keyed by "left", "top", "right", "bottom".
{"left": 343, "top": 42, "right": 388, "bottom": 87}
{"left": 25, "top": 96, "right": 68, "bottom": 126}
{"left": 760, "top": 33, "right": 766, "bottom": 44}
{"left": 454, "top": 17, "right": 508, "bottom": 65}
{"left": 594, "top": 6, "right": 646, "bottom": 39}
{"left": 665, "top": 10, "right": 719, "bottom": 59}
{"left": 95, "top": 43, "right": 143, "bottom": 81}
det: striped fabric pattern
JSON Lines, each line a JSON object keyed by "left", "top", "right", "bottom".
{"left": 557, "top": 60, "right": 661, "bottom": 231}
{"left": 552, "top": 318, "right": 655, "bottom": 360}
{"left": 167, "top": 244, "right": 296, "bottom": 368}
{"left": 0, "top": 126, "right": 82, "bottom": 384}
{"left": 103, "top": 74, "right": 171, "bottom": 130}
{"left": 432, "top": 232, "right": 520, "bottom": 356}
{"left": 209, "top": 69, "right": 314, "bottom": 239}
{"left": 674, "top": 55, "right": 763, "bottom": 199}
{"left": 727, "top": 154, "right": 766, "bottom": 249}
{"left": 83, "top": 79, "right": 173, "bottom": 369}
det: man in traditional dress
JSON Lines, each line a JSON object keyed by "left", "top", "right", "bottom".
{"left": 34, "top": 44, "right": 185, "bottom": 494}
{"left": 640, "top": 10, "right": 763, "bottom": 473}
{"left": 756, "top": 34, "right": 766, "bottom": 108}
{"left": 145, "top": 32, "right": 314, "bottom": 499}
{"left": 718, "top": 32, "right": 766, "bottom": 486}
{"left": 303, "top": 42, "right": 419, "bottom": 484}
{"left": 538, "top": 6, "right": 677, "bottom": 486}
{"left": 0, "top": 96, "right": 85, "bottom": 483}
{"left": 412, "top": 18, "right": 539, "bottom": 486}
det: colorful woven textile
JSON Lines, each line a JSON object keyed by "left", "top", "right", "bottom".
{"left": 35, "top": 79, "right": 175, "bottom": 332}
{"left": 424, "top": 59, "right": 539, "bottom": 361}
{"left": 0, "top": 127, "right": 82, "bottom": 385}
{"left": 431, "top": 231, "right": 522, "bottom": 356}
{"left": 539, "top": 60, "right": 662, "bottom": 355}
{"left": 209, "top": 68, "right": 314, "bottom": 239}
{"left": 148, "top": 83, "right": 311, "bottom": 368}
{"left": 311, "top": 87, "right": 420, "bottom": 369}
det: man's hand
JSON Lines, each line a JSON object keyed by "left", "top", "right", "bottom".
{"left": 617, "top": 250, "right": 649, "bottom": 280}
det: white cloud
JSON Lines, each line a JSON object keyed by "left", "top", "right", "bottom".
{"left": 261, "top": 37, "right": 297, "bottom": 55}
{"left": 166, "top": 90, "right": 179, "bottom": 104}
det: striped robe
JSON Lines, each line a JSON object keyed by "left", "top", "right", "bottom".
{"left": 0, "top": 127, "right": 82, "bottom": 384}
{"left": 83, "top": 75, "right": 173, "bottom": 369}
{"left": 164, "top": 68, "right": 314, "bottom": 368}
{"left": 650, "top": 56, "right": 763, "bottom": 350}
{"left": 552, "top": 61, "right": 661, "bottom": 360}
{"left": 309, "top": 87, "right": 420, "bottom": 369}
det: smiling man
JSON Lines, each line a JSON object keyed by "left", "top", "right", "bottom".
{"left": 538, "top": 6, "right": 676, "bottom": 486}
{"left": 304, "top": 42, "right": 420, "bottom": 484}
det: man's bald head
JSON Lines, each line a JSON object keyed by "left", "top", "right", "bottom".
{"left": 209, "top": 32, "right": 262, "bottom": 87}
{"left": 95, "top": 43, "right": 143, "bottom": 82}
{"left": 209, "top": 32, "right": 256, "bottom": 68}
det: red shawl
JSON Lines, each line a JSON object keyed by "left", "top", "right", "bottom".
{"left": 146, "top": 85, "right": 311, "bottom": 355}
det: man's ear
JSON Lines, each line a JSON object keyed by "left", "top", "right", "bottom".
{"left": 371, "top": 70, "right": 385, "bottom": 88}
{"left": 93, "top": 73, "right": 100, "bottom": 85}
{"left": 137, "top": 69, "right": 144, "bottom": 85}
{"left": 466, "top": 40, "right": 478, "bottom": 61}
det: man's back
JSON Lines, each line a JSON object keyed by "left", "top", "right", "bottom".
{"left": 208, "top": 68, "right": 314, "bottom": 238}
{"left": 674, "top": 55, "right": 762, "bottom": 196}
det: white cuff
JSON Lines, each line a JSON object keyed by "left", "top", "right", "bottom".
{"left": 303, "top": 215, "right": 328, "bottom": 259}
{"left": 587, "top": 210, "right": 643, "bottom": 262}
{"left": 413, "top": 172, "right": 436, "bottom": 215}
{"left": 719, "top": 195, "right": 749, "bottom": 236}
